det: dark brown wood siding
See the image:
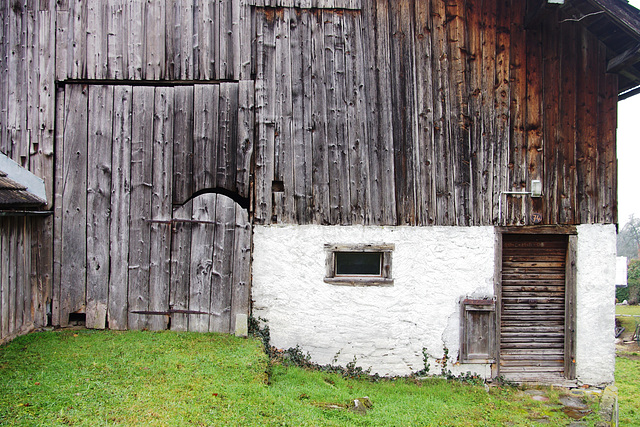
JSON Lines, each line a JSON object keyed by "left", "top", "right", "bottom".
{"left": 253, "top": 0, "right": 619, "bottom": 226}
{"left": 500, "top": 234, "right": 568, "bottom": 381}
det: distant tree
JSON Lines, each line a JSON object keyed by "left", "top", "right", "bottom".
{"left": 617, "top": 215, "right": 640, "bottom": 259}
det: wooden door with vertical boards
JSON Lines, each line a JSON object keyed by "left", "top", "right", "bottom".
{"left": 500, "top": 234, "right": 568, "bottom": 382}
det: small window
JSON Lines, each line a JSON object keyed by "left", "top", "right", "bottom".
{"left": 324, "top": 244, "right": 394, "bottom": 286}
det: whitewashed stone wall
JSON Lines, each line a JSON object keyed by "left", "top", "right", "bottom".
{"left": 575, "top": 224, "right": 616, "bottom": 386}
{"left": 252, "top": 225, "right": 496, "bottom": 377}
{"left": 251, "top": 224, "right": 617, "bottom": 383}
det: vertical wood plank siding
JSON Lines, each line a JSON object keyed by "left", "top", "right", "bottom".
{"left": 253, "top": 1, "right": 619, "bottom": 226}
{"left": 0, "top": 0, "right": 624, "bottom": 336}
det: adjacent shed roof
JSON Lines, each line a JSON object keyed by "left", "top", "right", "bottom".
{"left": 0, "top": 170, "right": 46, "bottom": 209}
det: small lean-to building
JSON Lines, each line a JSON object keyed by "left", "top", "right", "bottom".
{"left": 1, "top": 0, "right": 640, "bottom": 385}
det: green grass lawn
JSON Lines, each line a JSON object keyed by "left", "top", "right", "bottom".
{"left": 616, "top": 304, "right": 640, "bottom": 337}
{"left": 0, "top": 329, "right": 613, "bottom": 426}
{"left": 616, "top": 304, "right": 640, "bottom": 426}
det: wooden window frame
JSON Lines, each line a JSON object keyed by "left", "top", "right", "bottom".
{"left": 324, "top": 243, "right": 394, "bottom": 286}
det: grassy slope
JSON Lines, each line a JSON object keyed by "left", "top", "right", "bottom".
{"left": 616, "top": 304, "right": 640, "bottom": 335}
{"left": 0, "top": 330, "right": 609, "bottom": 426}
{"left": 616, "top": 305, "right": 640, "bottom": 425}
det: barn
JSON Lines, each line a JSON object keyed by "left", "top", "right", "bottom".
{"left": 1, "top": 0, "right": 640, "bottom": 385}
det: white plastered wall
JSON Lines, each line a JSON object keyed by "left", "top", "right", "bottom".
{"left": 575, "top": 224, "right": 616, "bottom": 386}
{"left": 252, "top": 224, "right": 617, "bottom": 383}
{"left": 252, "top": 225, "right": 496, "bottom": 377}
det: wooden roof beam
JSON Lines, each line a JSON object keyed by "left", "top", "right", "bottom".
{"left": 607, "top": 43, "right": 640, "bottom": 74}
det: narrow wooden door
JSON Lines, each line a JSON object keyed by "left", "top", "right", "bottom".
{"left": 170, "top": 193, "right": 251, "bottom": 333}
{"left": 500, "top": 234, "right": 568, "bottom": 382}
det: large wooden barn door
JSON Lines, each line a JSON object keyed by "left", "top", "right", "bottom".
{"left": 53, "top": 83, "right": 253, "bottom": 331}
{"left": 500, "top": 234, "right": 570, "bottom": 382}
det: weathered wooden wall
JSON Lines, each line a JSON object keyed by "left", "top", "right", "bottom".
{"left": 253, "top": 0, "right": 619, "bottom": 226}
{"left": 0, "top": 0, "right": 623, "bottom": 334}
{"left": 0, "top": 216, "right": 51, "bottom": 344}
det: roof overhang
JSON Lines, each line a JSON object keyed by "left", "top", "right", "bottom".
{"left": 527, "top": 0, "right": 640, "bottom": 99}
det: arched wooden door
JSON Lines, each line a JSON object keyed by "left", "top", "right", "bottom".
{"left": 169, "top": 193, "right": 251, "bottom": 333}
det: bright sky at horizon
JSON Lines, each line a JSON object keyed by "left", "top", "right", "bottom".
{"left": 617, "top": 0, "right": 640, "bottom": 226}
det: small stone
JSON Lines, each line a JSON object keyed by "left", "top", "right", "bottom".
{"left": 531, "top": 395, "right": 550, "bottom": 402}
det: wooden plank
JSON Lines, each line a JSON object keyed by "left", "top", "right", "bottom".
{"left": 7, "top": 3, "right": 27, "bottom": 164}
{"left": 236, "top": 80, "right": 254, "bottom": 199}
{"left": 310, "top": 10, "right": 330, "bottom": 224}
{"left": 52, "top": 86, "right": 65, "bottom": 327}
{"left": 597, "top": 43, "right": 618, "bottom": 224}
{"left": 507, "top": 0, "right": 527, "bottom": 225}
{"left": 217, "top": 82, "right": 239, "bottom": 193}
{"left": 172, "top": 0, "right": 194, "bottom": 80}
{"left": 15, "top": 218, "right": 26, "bottom": 334}
{"left": 495, "top": 0, "right": 511, "bottom": 225}
{"left": 389, "top": 0, "right": 416, "bottom": 225}
{"left": 172, "top": 85, "right": 195, "bottom": 205}
{"left": 169, "top": 200, "right": 193, "bottom": 331}
{"left": 431, "top": 0, "right": 454, "bottom": 225}
{"left": 107, "top": 0, "right": 125, "bottom": 79}
{"left": 55, "top": 8, "right": 69, "bottom": 81}
{"left": 36, "top": 2, "right": 56, "bottom": 208}
{"left": 86, "top": 2, "right": 107, "bottom": 79}
{"left": 144, "top": 0, "right": 165, "bottom": 79}
{"left": 188, "top": 194, "right": 216, "bottom": 332}
{"left": 525, "top": 22, "right": 544, "bottom": 225}
{"left": 127, "top": 0, "right": 144, "bottom": 80}
{"left": 576, "top": 28, "right": 598, "bottom": 224}
{"left": 273, "top": 9, "right": 295, "bottom": 223}
{"left": 253, "top": 10, "right": 276, "bottom": 224}
{"left": 195, "top": 0, "right": 216, "bottom": 80}
{"left": 238, "top": 0, "right": 253, "bottom": 80}
{"left": 0, "top": 219, "right": 8, "bottom": 339}
{"left": 32, "top": 215, "right": 53, "bottom": 329}
{"left": 210, "top": 194, "right": 236, "bottom": 333}
{"left": 148, "top": 86, "right": 174, "bottom": 331}
{"left": 0, "top": 1, "right": 7, "bottom": 158}
{"left": 60, "top": 84, "right": 89, "bottom": 325}
{"left": 291, "top": 10, "right": 310, "bottom": 224}
{"left": 414, "top": 0, "right": 435, "bottom": 225}
{"left": 8, "top": 218, "right": 17, "bottom": 336}
{"left": 565, "top": 235, "right": 577, "bottom": 379}
{"left": 332, "top": 12, "right": 351, "bottom": 224}
{"left": 446, "top": 0, "right": 470, "bottom": 226}
{"left": 86, "top": 85, "right": 114, "bottom": 330}
{"left": 348, "top": 11, "right": 370, "bottom": 225}
{"left": 193, "top": 84, "right": 220, "bottom": 192}
{"left": 481, "top": 0, "right": 497, "bottom": 224}
{"left": 26, "top": 4, "right": 39, "bottom": 174}
{"left": 127, "top": 86, "right": 154, "bottom": 330}
{"left": 230, "top": 204, "right": 251, "bottom": 334}
{"left": 323, "top": 10, "right": 349, "bottom": 224}
{"left": 542, "top": 12, "right": 560, "bottom": 224}
{"left": 70, "top": 0, "right": 88, "bottom": 78}
{"left": 557, "top": 22, "right": 578, "bottom": 224}
{"left": 108, "top": 85, "right": 133, "bottom": 331}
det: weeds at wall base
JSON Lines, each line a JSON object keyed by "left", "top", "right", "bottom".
{"left": 249, "top": 318, "right": 514, "bottom": 388}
